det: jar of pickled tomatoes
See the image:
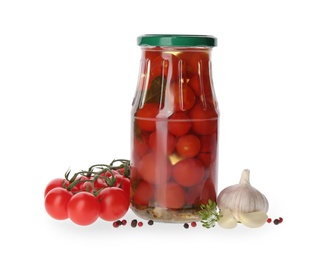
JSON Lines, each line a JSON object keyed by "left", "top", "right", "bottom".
{"left": 130, "top": 34, "right": 219, "bottom": 223}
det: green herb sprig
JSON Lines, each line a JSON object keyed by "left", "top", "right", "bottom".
{"left": 199, "top": 199, "right": 223, "bottom": 228}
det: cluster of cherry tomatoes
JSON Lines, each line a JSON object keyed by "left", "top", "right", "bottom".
{"left": 44, "top": 159, "right": 131, "bottom": 226}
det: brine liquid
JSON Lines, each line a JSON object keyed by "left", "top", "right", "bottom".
{"left": 130, "top": 117, "right": 218, "bottom": 223}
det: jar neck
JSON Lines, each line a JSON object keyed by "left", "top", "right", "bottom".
{"left": 133, "top": 46, "right": 217, "bottom": 115}
{"left": 140, "top": 46, "right": 212, "bottom": 59}
{"left": 140, "top": 46, "right": 213, "bottom": 82}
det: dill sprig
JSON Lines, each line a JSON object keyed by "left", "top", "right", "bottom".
{"left": 199, "top": 199, "right": 223, "bottom": 228}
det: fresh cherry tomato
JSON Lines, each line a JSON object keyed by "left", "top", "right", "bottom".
{"left": 116, "top": 168, "right": 125, "bottom": 176}
{"left": 172, "top": 158, "right": 205, "bottom": 187}
{"left": 44, "top": 187, "right": 73, "bottom": 220}
{"left": 117, "top": 166, "right": 131, "bottom": 179}
{"left": 68, "top": 192, "right": 100, "bottom": 226}
{"left": 79, "top": 181, "right": 94, "bottom": 193}
{"left": 135, "top": 103, "right": 160, "bottom": 132}
{"left": 168, "top": 112, "right": 192, "bottom": 136}
{"left": 93, "top": 175, "right": 108, "bottom": 190}
{"left": 44, "top": 178, "right": 69, "bottom": 197}
{"left": 73, "top": 176, "right": 90, "bottom": 190}
{"left": 176, "top": 134, "right": 201, "bottom": 158}
{"left": 98, "top": 187, "right": 130, "bottom": 221}
{"left": 149, "top": 130, "right": 176, "bottom": 154}
{"left": 132, "top": 181, "right": 153, "bottom": 206}
{"left": 189, "top": 103, "right": 218, "bottom": 135}
{"left": 111, "top": 174, "right": 131, "bottom": 197}
{"left": 155, "top": 182, "right": 185, "bottom": 209}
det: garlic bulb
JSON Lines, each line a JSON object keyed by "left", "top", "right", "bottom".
{"left": 217, "top": 169, "right": 269, "bottom": 228}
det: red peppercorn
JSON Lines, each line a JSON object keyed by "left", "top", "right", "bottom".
{"left": 112, "top": 221, "right": 119, "bottom": 228}
{"left": 191, "top": 222, "right": 197, "bottom": 227}
{"left": 267, "top": 218, "right": 272, "bottom": 223}
{"left": 278, "top": 217, "right": 283, "bottom": 223}
{"left": 122, "top": 219, "right": 127, "bottom": 225}
{"left": 138, "top": 221, "right": 143, "bottom": 227}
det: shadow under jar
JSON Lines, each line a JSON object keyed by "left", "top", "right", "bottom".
{"left": 130, "top": 34, "right": 219, "bottom": 223}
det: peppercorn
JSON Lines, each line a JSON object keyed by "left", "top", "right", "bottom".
{"left": 131, "top": 219, "right": 138, "bottom": 227}
{"left": 112, "top": 221, "right": 120, "bottom": 228}
{"left": 138, "top": 221, "right": 143, "bottom": 227}
{"left": 278, "top": 217, "right": 283, "bottom": 223}
{"left": 121, "top": 219, "right": 127, "bottom": 226}
{"left": 267, "top": 218, "right": 272, "bottom": 223}
{"left": 191, "top": 222, "right": 197, "bottom": 227}
{"left": 273, "top": 219, "right": 280, "bottom": 225}
{"left": 148, "top": 220, "right": 154, "bottom": 226}
{"left": 183, "top": 223, "right": 189, "bottom": 229}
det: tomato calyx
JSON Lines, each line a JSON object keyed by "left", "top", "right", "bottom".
{"left": 88, "top": 159, "right": 131, "bottom": 178}
{"left": 63, "top": 159, "right": 131, "bottom": 196}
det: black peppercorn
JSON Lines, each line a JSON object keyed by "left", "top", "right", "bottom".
{"left": 131, "top": 219, "right": 138, "bottom": 227}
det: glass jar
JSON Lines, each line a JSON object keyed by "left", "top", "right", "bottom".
{"left": 130, "top": 34, "right": 219, "bottom": 223}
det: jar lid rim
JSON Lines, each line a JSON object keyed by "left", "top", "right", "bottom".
{"left": 137, "top": 34, "right": 217, "bottom": 47}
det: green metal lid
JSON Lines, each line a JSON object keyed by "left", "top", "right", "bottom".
{"left": 137, "top": 34, "right": 217, "bottom": 47}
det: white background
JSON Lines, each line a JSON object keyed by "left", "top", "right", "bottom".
{"left": 1, "top": 0, "right": 324, "bottom": 258}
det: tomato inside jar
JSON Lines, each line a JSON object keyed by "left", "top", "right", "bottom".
{"left": 131, "top": 34, "right": 219, "bottom": 223}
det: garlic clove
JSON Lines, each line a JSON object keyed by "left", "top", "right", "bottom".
{"left": 217, "top": 209, "right": 238, "bottom": 229}
{"left": 237, "top": 211, "right": 268, "bottom": 228}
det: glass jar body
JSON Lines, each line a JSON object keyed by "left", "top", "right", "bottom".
{"left": 130, "top": 46, "right": 219, "bottom": 223}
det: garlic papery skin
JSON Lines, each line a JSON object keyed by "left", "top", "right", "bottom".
{"left": 217, "top": 169, "right": 269, "bottom": 223}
